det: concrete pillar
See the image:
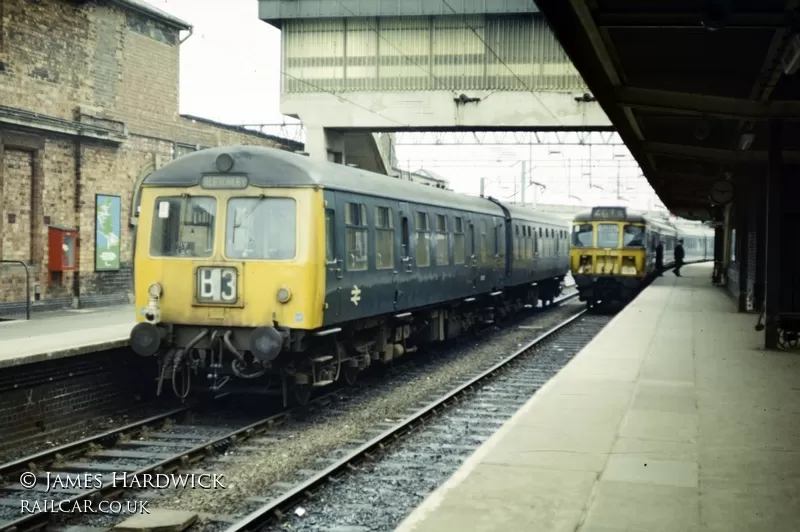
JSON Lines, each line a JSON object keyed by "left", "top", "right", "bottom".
{"left": 713, "top": 226, "right": 724, "bottom": 266}
{"left": 765, "top": 119, "right": 782, "bottom": 349}
{"left": 754, "top": 173, "right": 767, "bottom": 311}
{"left": 735, "top": 178, "right": 749, "bottom": 312}
{"left": 304, "top": 126, "right": 345, "bottom": 164}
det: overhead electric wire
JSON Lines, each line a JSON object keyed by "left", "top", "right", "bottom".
{"left": 332, "top": 0, "right": 454, "bottom": 93}
{"left": 439, "top": 0, "right": 565, "bottom": 126}
{"left": 279, "top": 71, "right": 410, "bottom": 127}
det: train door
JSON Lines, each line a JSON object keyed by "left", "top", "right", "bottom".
{"left": 475, "top": 218, "right": 493, "bottom": 294}
{"left": 323, "top": 192, "right": 342, "bottom": 324}
{"left": 394, "top": 202, "right": 415, "bottom": 310}
{"left": 334, "top": 192, "right": 375, "bottom": 322}
{"left": 467, "top": 219, "right": 478, "bottom": 290}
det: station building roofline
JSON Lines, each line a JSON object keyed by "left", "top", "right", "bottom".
{"left": 532, "top": 1, "right": 800, "bottom": 222}
{"left": 179, "top": 114, "right": 303, "bottom": 151}
{"left": 141, "top": 144, "right": 566, "bottom": 225}
{"left": 112, "top": 0, "right": 191, "bottom": 30}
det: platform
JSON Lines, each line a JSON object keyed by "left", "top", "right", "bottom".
{"left": 396, "top": 263, "right": 800, "bottom": 532}
{"left": 0, "top": 305, "right": 135, "bottom": 368}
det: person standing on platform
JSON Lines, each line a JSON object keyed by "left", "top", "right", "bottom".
{"left": 674, "top": 239, "right": 685, "bottom": 277}
{"left": 655, "top": 240, "right": 664, "bottom": 276}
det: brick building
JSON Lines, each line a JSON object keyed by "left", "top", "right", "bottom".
{"left": 0, "top": 0, "right": 301, "bottom": 314}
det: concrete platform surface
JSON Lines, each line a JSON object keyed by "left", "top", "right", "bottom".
{"left": 396, "top": 263, "right": 800, "bottom": 532}
{"left": 0, "top": 305, "right": 135, "bottom": 367}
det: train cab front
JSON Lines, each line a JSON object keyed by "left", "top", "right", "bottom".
{"left": 131, "top": 159, "right": 322, "bottom": 398}
{"left": 570, "top": 218, "right": 645, "bottom": 304}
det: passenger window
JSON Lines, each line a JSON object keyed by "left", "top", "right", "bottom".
{"left": 435, "top": 214, "right": 448, "bottom": 265}
{"left": 526, "top": 226, "right": 532, "bottom": 259}
{"left": 345, "top": 202, "right": 368, "bottom": 271}
{"left": 415, "top": 211, "right": 431, "bottom": 267}
{"left": 401, "top": 216, "right": 410, "bottom": 259}
{"left": 374, "top": 206, "right": 394, "bottom": 270}
{"left": 325, "top": 209, "right": 335, "bottom": 262}
{"left": 469, "top": 222, "right": 476, "bottom": 259}
{"left": 453, "top": 216, "right": 465, "bottom": 264}
{"left": 480, "top": 221, "right": 488, "bottom": 262}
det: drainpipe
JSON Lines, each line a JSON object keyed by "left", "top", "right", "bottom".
{"left": 73, "top": 134, "right": 82, "bottom": 309}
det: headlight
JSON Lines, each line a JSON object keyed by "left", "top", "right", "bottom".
{"left": 277, "top": 287, "right": 291, "bottom": 303}
{"left": 148, "top": 283, "right": 163, "bottom": 298}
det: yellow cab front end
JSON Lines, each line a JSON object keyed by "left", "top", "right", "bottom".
{"left": 130, "top": 179, "right": 325, "bottom": 367}
{"left": 570, "top": 219, "right": 646, "bottom": 302}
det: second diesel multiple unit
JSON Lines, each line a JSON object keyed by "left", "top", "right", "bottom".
{"left": 570, "top": 206, "right": 714, "bottom": 306}
{"left": 130, "top": 146, "right": 570, "bottom": 404}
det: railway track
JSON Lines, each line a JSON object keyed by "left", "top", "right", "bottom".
{"left": 0, "top": 291, "right": 580, "bottom": 531}
{"left": 223, "top": 305, "right": 611, "bottom": 532}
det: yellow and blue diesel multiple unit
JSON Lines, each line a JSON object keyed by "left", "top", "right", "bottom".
{"left": 130, "top": 146, "right": 571, "bottom": 404}
{"left": 570, "top": 206, "right": 714, "bottom": 305}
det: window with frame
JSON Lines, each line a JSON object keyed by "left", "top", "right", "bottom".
{"left": 494, "top": 222, "right": 503, "bottom": 256}
{"left": 226, "top": 197, "right": 297, "bottom": 260}
{"left": 325, "top": 209, "right": 335, "bottom": 262}
{"left": 374, "top": 206, "right": 394, "bottom": 269}
{"left": 453, "top": 216, "right": 465, "bottom": 264}
{"left": 415, "top": 211, "right": 431, "bottom": 267}
{"left": 480, "top": 220, "right": 488, "bottom": 262}
{"left": 345, "top": 202, "right": 368, "bottom": 271}
{"left": 524, "top": 226, "right": 531, "bottom": 259}
{"left": 151, "top": 196, "right": 216, "bottom": 258}
{"left": 435, "top": 214, "right": 448, "bottom": 265}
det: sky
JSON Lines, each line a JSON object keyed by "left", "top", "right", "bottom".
{"left": 142, "top": 0, "right": 666, "bottom": 212}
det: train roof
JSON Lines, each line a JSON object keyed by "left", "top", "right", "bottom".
{"left": 142, "top": 145, "right": 566, "bottom": 226}
{"left": 573, "top": 207, "right": 647, "bottom": 223}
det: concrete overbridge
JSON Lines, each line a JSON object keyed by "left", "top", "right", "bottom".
{"left": 258, "top": 0, "right": 612, "bottom": 175}
{"left": 534, "top": 0, "right": 800, "bottom": 349}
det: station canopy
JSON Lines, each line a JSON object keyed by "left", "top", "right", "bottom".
{"left": 534, "top": 0, "right": 800, "bottom": 221}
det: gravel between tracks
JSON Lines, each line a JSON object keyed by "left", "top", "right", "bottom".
{"left": 146, "top": 299, "right": 583, "bottom": 521}
{"left": 266, "top": 312, "right": 611, "bottom": 532}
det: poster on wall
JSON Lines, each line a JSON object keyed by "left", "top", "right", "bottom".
{"left": 95, "top": 194, "right": 121, "bottom": 271}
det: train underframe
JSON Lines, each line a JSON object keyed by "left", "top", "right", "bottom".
{"left": 573, "top": 274, "right": 643, "bottom": 307}
{"left": 134, "top": 277, "right": 565, "bottom": 406}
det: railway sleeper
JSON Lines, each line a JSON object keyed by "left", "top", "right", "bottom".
{"left": 154, "top": 283, "right": 565, "bottom": 406}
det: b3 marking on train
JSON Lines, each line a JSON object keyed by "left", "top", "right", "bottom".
{"left": 197, "top": 267, "right": 237, "bottom": 303}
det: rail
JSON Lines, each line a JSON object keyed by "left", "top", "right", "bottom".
{"left": 225, "top": 304, "right": 590, "bottom": 532}
{"left": 0, "top": 291, "right": 580, "bottom": 531}
{"left": 0, "top": 260, "right": 30, "bottom": 320}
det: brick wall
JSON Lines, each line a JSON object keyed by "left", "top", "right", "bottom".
{"left": 0, "top": 0, "right": 302, "bottom": 314}
{"left": 0, "top": 348, "right": 177, "bottom": 459}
